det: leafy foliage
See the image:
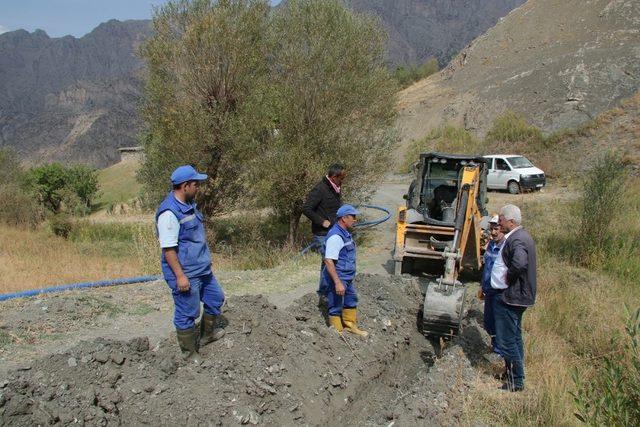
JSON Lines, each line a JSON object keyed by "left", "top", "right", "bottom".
{"left": 25, "top": 163, "right": 99, "bottom": 215}
{"left": 572, "top": 307, "right": 640, "bottom": 425}
{"left": 138, "top": 0, "right": 273, "bottom": 215}
{"left": 253, "top": 0, "right": 397, "bottom": 242}
{"left": 484, "top": 111, "right": 544, "bottom": 147}
{"left": 393, "top": 58, "right": 439, "bottom": 88}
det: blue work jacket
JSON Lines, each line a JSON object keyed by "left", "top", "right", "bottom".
{"left": 155, "top": 192, "right": 212, "bottom": 281}
{"left": 323, "top": 222, "right": 357, "bottom": 282}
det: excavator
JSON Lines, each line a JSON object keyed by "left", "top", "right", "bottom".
{"left": 394, "top": 153, "right": 489, "bottom": 338}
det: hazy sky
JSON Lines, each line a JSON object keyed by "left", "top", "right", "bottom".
{"left": 0, "top": 0, "right": 282, "bottom": 37}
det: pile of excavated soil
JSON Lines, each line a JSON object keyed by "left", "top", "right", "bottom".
{"left": 0, "top": 274, "right": 492, "bottom": 426}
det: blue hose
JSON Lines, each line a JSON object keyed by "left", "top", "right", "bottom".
{"left": 1, "top": 204, "right": 392, "bottom": 301}
{"left": 0, "top": 275, "right": 161, "bottom": 302}
{"left": 300, "top": 204, "right": 391, "bottom": 255}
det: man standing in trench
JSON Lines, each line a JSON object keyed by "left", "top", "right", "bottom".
{"left": 156, "top": 165, "right": 226, "bottom": 361}
{"left": 322, "top": 204, "right": 368, "bottom": 338}
{"left": 480, "top": 215, "right": 505, "bottom": 356}
{"left": 491, "top": 204, "right": 537, "bottom": 392}
{"left": 302, "top": 164, "right": 346, "bottom": 296}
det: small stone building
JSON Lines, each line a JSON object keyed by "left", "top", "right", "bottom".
{"left": 117, "top": 146, "right": 144, "bottom": 162}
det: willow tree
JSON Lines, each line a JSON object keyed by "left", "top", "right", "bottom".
{"left": 138, "top": 0, "right": 274, "bottom": 215}
{"left": 254, "top": 0, "right": 398, "bottom": 243}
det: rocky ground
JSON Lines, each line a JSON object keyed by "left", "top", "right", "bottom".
{"left": 0, "top": 273, "right": 500, "bottom": 426}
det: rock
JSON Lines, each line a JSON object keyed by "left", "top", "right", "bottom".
{"left": 127, "top": 337, "right": 150, "bottom": 353}
{"left": 103, "top": 371, "right": 122, "bottom": 388}
{"left": 67, "top": 357, "right": 78, "bottom": 367}
{"left": 80, "top": 355, "right": 92, "bottom": 363}
{"left": 94, "top": 351, "right": 109, "bottom": 364}
{"left": 159, "top": 357, "right": 177, "bottom": 375}
{"left": 111, "top": 352, "right": 125, "bottom": 365}
{"left": 16, "top": 364, "right": 32, "bottom": 371}
{"left": 3, "top": 394, "right": 32, "bottom": 416}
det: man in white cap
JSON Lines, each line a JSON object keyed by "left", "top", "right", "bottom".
{"left": 155, "top": 165, "right": 226, "bottom": 361}
{"left": 321, "top": 204, "right": 368, "bottom": 338}
{"left": 480, "top": 215, "right": 505, "bottom": 356}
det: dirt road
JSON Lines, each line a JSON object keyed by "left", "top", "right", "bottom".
{"left": 0, "top": 176, "right": 563, "bottom": 425}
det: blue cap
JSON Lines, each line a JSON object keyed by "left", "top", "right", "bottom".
{"left": 170, "top": 165, "right": 208, "bottom": 185}
{"left": 336, "top": 204, "right": 360, "bottom": 218}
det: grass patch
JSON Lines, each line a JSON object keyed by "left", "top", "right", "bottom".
{"left": 95, "top": 158, "right": 142, "bottom": 210}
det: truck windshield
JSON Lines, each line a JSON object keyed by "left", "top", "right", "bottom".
{"left": 507, "top": 156, "right": 534, "bottom": 169}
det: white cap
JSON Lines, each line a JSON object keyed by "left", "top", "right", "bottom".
{"left": 489, "top": 215, "right": 499, "bottom": 224}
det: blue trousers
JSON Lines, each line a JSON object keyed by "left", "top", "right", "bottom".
{"left": 313, "top": 234, "right": 329, "bottom": 294}
{"left": 166, "top": 273, "right": 225, "bottom": 330}
{"left": 324, "top": 278, "right": 358, "bottom": 316}
{"left": 494, "top": 298, "right": 527, "bottom": 389}
{"left": 483, "top": 288, "right": 504, "bottom": 356}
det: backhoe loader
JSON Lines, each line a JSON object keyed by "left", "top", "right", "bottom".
{"left": 394, "top": 153, "right": 489, "bottom": 338}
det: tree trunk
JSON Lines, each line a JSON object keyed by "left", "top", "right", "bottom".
{"left": 288, "top": 212, "right": 301, "bottom": 248}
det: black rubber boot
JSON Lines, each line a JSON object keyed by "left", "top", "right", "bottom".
{"left": 176, "top": 327, "right": 200, "bottom": 364}
{"left": 200, "top": 313, "right": 226, "bottom": 346}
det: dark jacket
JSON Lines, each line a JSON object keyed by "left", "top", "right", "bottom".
{"left": 501, "top": 227, "right": 537, "bottom": 307}
{"left": 302, "top": 177, "right": 342, "bottom": 236}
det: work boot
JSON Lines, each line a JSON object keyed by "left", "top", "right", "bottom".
{"left": 176, "top": 327, "right": 200, "bottom": 364}
{"left": 341, "top": 308, "right": 369, "bottom": 338}
{"left": 328, "top": 315, "right": 344, "bottom": 334}
{"left": 200, "top": 313, "right": 226, "bottom": 345}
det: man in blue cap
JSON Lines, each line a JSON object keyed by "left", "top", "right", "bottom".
{"left": 322, "top": 204, "right": 368, "bottom": 338}
{"left": 156, "top": 165, "right": 226, "bottom": 361}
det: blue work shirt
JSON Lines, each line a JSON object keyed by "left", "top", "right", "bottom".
{"left": 155, "top": 192, "right": 212, "bottom": 281}
{"left": 482, "top": 239, "right": 503, "bottom": 292}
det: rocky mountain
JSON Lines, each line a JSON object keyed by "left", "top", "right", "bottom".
{"left": 397, "top": 0, "right": 640, "bottom": 151}
{"left": 343, "top": 0, "right": 526, "bottom": 67}
{"left": 0, "top": 20, "right": 151, "bottom": 167}
{"left": 0, "top": 1, "right": 527, "bottom": 168}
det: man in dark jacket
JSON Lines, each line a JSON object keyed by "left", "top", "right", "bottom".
{"left": 491, "top": 204, "right": 537, "bottom": 392}
{"left": 302, "top": 164, "right": 345, "bottom": 294}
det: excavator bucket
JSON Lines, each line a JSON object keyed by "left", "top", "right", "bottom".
{"left": 422, "top": 280, "right": 466, "bottom": 338}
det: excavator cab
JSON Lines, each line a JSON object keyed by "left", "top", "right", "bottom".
{"left": 395, "top": 153, "right": 489, "bottom": 338}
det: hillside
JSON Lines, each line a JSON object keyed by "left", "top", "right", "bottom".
{"left": 0, "top": 1, "right": 526, "bottom": 168}
{"left": 397, "top": 0, "right": 640, "bottom": 151}
{"left": 0, "top": 20, "right": 151, "bottom": 168}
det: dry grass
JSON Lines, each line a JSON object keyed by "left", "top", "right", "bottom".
{"left": 463, "top": 177, "right": 640, "bottom": 425}
{"left": 0, "top": 223, "right": 147, "bottom": 294}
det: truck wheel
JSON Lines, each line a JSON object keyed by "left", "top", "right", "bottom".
{"left": 507, "top": 180, "right": 520, "bottom": 194}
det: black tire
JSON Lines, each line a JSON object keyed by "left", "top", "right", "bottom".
{"left": 507, "top": 180, "right": 520, "bottom": 194}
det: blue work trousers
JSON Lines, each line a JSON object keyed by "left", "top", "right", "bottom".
{"left": 313, "top": 234, "right": 329, "bottom": 294}
{"left": 494, "top": 298, "right": 527, "bottom": 389}
{"left": 483, "top": 288, "right": 504, "bottom": 356}
{"left": 166, "top": 273, "right": 225, "bottom": 330}
{"left": 326, "top": 278, "right": 358, "bottom": 316}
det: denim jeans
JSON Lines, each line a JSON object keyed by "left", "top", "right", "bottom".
{"left": 483, "top": 288, "right": 504, "bottom": 356}
{"left": 313, "top": 234, "right": 328, "bottom": 294}
{"left": 325, "top": 279, "right": 358, "bottom": 316}
{"left": 494, "top": 298, "right": 527, "bottom": 389}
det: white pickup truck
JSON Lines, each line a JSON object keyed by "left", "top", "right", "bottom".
{"left": 483, "top": 154, "right": 546, "bottom": 194}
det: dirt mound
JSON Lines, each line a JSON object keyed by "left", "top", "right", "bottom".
{"left": 0, "top": 274, "right": 492, "bottom": 425}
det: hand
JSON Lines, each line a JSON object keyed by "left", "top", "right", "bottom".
{"left": 177, "top": 275, "right": 190, "bottom": 293}
{"left": 335, "top": 280, "right": 345, "bottom": 296}
{"left": 477, "top": 288, "right": 484, "bottom": 300}
{"left": 322, "top": 220, "right": 331, "bottom": 228}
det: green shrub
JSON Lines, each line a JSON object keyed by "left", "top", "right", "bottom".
{"left": 577, "top": 153, "right": 628, "bottom": 267}
{"left": 0, "top": 184, "right": 44, "bottom": 228}
{"left": 403, "top": 124, "right": 484, "bottom": 172}
{"left": 25, "top": 163, "right": 99, "bottom": 214}
{"left": 572, "top": 307, "right": 640, "bottom": 425}
{"left": 49, "top": 214, "right": 74, "bottom": 238}
{"left": 485, "top": 111, "right": 544, "bottom": 147}
{"left": 393, "top": 58, "right": 439, "bottom": 88}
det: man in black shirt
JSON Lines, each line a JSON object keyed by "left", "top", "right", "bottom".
{"left": 302, "top": 164, "right": 346, "bottom": 295}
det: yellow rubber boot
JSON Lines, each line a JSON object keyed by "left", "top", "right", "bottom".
{"left": 342, "top": 308, "right": 369, "bottom": 338}
{"left": 328, "top": 315, "right": 344, "bottom": 334}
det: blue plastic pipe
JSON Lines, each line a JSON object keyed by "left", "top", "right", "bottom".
{"left": 0, "top": 275, "right": 161, "bottom": 302}
{"left": 300, "top": 204, "right": 391, "bottom": 255}
{"left": 1, "top": 204, "right": 391, "bottom": 301}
